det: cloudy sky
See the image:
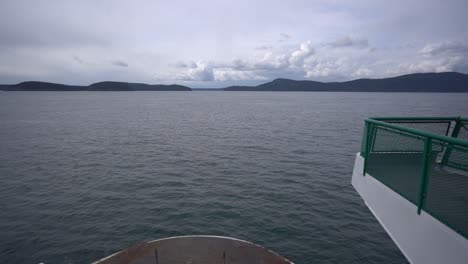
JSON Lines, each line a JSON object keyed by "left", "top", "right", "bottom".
{"left": 1, "top": 0, "right": 467, "bottom": 87}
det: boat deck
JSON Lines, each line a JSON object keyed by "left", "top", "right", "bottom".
{"left": 366, "top": 152, "right": 468, "bottom": 235}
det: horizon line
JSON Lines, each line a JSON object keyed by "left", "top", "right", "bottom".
{"left": 1, "top": 71, "right": 466, "bottom": 89}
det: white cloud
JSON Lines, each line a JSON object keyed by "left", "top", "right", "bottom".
{"left": 289, "top": 41, "right": 314, "bottom": 67}
{"left": 255, "top": 52, "right": 289, "bottom": 70}
{"left": 1, "top": 0, "right": 468, "bottom": 86}
{"left": 173, "top": 38, "right": 468, "bottom": 85}
{"left": 419, "top": 42, "right": 468, "bottom": 57}
{"left": 174, "top": 40, "right": 375, "bottom": 82}
{"left": 304, "top": 57, "right": 357, "bottom": 79}
{"left": 175, "top": 41, "right": 315, "bottom": 82}
{"left": 177, "top": 61, "right": 214, "bottom": 81}
{"left": 214, "top": 70, "right": 266, "bottom": 82}
{"left": 396, "top": 41, "right": 468, "bottom": 73}
{"left": 353, "top": 67, "right": 373, "bottom": 77}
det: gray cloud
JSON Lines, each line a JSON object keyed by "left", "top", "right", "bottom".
{"left": 1, "top": 0, "right": 468, "bottom": 86}
{"left": 326, "top": 36, "right": 369, "bottom": 49}
{"left": 111, "top": 60, "right": 129, "bottom": 67}
{"left": 255, "top": 45, "right": 273, "bottom": 50}
{"left": 73, "top": 56, "right": 84, "bottom": 64}
{"left": 174, "top": 62, "right": 188, "bottom": 68}
{"left": 278, "top": 33, "right": 292, "bottom": 42}
{"left": 171, "top": 61, "right": 200, "bottom": 69}
{"left": 0, "top": 17, "right": 108, "bottom": 49}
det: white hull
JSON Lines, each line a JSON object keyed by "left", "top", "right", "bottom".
{"left": 352, "top": 153, "right": 468, "bottom": 264}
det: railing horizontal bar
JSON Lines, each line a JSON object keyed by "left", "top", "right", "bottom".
{"left": 372, "top": 116, "right": 459, "bottom": 121}
{"left": 382, "top": 121, "right": 452, "bottom": 124}
{"left": 365, "top": 119, "right": 468, "bottom": 147}
{"left": 361, "top": 116, "right": 468, "bottom": 239}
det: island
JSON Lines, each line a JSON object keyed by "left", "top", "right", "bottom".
{"left": 1, "top": 81, "right": 192, "bottom": 91}
{"left": 1, "top": 72, "right": 468, "bottom": 92}
{"left": 223, "top": 72, "right": 468, "bottom": 92}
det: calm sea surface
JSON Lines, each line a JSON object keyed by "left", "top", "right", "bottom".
{"left": 1, "top": 91, "right": 467, "bottom": 264}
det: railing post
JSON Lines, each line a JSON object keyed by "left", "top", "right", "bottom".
{"left": 417, "top": 137, "right": 432, "bottom": 214}
{"left": 363, "top": 122, "right": 374, "bottom": 176}
{"left": 441, "top": 117, "right": 462, "bottom": 166}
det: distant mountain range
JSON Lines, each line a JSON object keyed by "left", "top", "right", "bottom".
{"left": 1, "top": 72, "right": 468, "bottom": 92}
{"left": 223, "top": 72, "right": 468, "bottom": 92}
{"left": 0, "top": 81, "right": 191, "bottom": 91}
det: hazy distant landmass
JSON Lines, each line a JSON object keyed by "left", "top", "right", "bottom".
{"left": 224, "top": 72, "right": 468, "bottom": 92}
{"left": 0, "top": 84, "right": 14, "bottom": 90}
{"left": 1, "top": 72, "right": 468, "bottom": 92}
{"left": 1, "top": 81, "right": 192, "bottom": 91}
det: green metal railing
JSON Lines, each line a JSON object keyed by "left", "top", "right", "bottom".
{"left": 360, "top": 117, "right": 468, "bottom": 238}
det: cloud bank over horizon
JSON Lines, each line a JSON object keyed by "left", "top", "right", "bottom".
{"left": 1, "top": 0, "right": 467, "bottom": 87}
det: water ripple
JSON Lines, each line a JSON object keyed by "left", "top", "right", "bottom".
{"left": 2, "top": 92, "right": 467, "bottom": 263}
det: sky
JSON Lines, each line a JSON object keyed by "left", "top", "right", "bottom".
{"left": 1, "top": 0, "right": 468, "bottom": 87}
